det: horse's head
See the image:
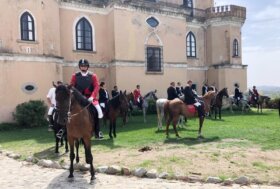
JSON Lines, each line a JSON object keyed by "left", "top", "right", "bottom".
{"left": 55, "top": 84, "right": 71, "bottom": 126}
{"left": 218, "top": 88, "right": 229, "bottom": 98}
{"left": 143, "top": 90, "right": 158, "bottom": 101}
{"left": 119, "top": 90, "right": 129, "bottom": 112}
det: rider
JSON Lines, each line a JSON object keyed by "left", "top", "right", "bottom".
{"left": 167, "top": 82, "right": 179, "bottom": 100}
{"left": 70, "top": 59, "right": 103, "bottom": 139}
{"left": 46, "top": 81, "right": 62, "bottom": 131}
{"left": 176, "top": 82, "right": 184, "bottom": 96}
{"left": 99, "top": 81, "right": 109, "bottom": 113}
{"left": 234, "top": 83, "right": 243, "bottom": 105}
{"left": 133, "top": 84, "right": 143, "bottom": 109}
{"left": 111, "top": 85, "right": 119, "bottom": 98}
{"left": 183, "top": 80, "right": 205, "bottom": 118}
{"left": 251, "top": 86, "right": 259, "bottom": 103}
{"left": 202, "top": 82, "right": 208, "bottom": 96}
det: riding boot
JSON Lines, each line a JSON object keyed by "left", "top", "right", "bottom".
{"left": 94, "top": 118, "right": 104, "bottom": 139}
{"left": 48, "top": 115, "right": 54, "bottom": 131}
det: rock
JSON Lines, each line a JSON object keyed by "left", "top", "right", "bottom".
{"left": 51, "top": 161, "right": 62, "bottom": 169}
{"left": 270, "top": 181, "right": 280, "bottom": 186}
{"left": 121, "top": 167, "right": 131, "bottom": 176}
{"left": 79, "top": 164, "right": 90, "bottom": 172}
{"left": 146, "top": 169, "right": 158, "bottom": 178}
{"left": 223, "top": 178, "right": 233, "bottom": 186}
{"left": 37, "top": 159, "right": 54, "bottom": 168}
{"left": 96, "top": 166, "right": 109, "bottom": 173}
{"left": 206, "top": 176, "right": 222, "bottom": 184}
{"left": 234, "top": 176, "right": 250, "bottom": 185}
{"left": 158, "top": 172, "right": 169, "bottom": 179}
{"left": 25, "top": 156, "right": 35, "bottom": 163}
{"left": 106, "top": 165, "right": 122, "bottom": 175}
{"left": 133, "top": 167, "right": 147, "bottom": 178}
{"left": 187, "top": 175, "right": 203, "bottom": 183}
{"left": 8, "top": 153, "right": 21, "bottom": 159}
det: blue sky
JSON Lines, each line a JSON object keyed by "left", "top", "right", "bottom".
{"left": 215, "top": 0, "right": 280, "bottom": 87}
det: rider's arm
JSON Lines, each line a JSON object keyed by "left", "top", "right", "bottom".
{"left": 70, "top": 74, "right": 76, "bottom": 86}
{"left": 90, "top": 74, "right": 100, "bottom": 100}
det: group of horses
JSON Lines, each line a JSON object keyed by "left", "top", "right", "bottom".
{"left": 52, "top": 83, "right": 272, "bottom": 183}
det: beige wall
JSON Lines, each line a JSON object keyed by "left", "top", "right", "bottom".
{"left": 0, "top": 57, "right": 62, "bottom": 122}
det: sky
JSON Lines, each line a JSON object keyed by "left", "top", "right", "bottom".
{"left": 215, "top": 0, "right": 280, "bottom": 87}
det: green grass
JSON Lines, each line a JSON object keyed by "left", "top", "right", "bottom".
{"left": 0, "top": 109, "right": 279, "bottom": 160}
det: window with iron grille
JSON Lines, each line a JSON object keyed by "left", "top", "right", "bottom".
{"left": 186, "top": 32, "right": 196, "bottom": 58}
{"left": 183, "top": 0, "right": 193, "bottom": 8}
{"left": 76, "top": 18, "right": 92, "bottom": 51}
{"left": 233, "top": 39, "right": 239, "bottom": 57}
{"left": 146, "top": 47, "right": 162, "bottom": 72}
{"left": 20, "top": 12, "right": 35, "bottom": 41}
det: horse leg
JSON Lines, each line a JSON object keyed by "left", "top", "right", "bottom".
{"left": 83, "top": 139, "right": 96, "bottom": 183}
{"left": 75, "top": 140, "right": 80, "bottom": 163}
{"left": 113, "top": 119, "right": 117, "bottom": 138}
{"left": 166, "top": 117, "right": 171, "bottom": 138}
{"left": 219, "top": 107, "right": 221, "bottom": 120}
{"left": 198, "top": 117, "right": 205, "bottom": 139}
{"left": 214, "top": 107, "right": 217, "bottom": 119}
{"left": 64, "top": 134, "right": 69, "bottom": 153}
{"left": 109, "top": 120, "right": 113, "bottom": 139}
{"left": 143, "top": 107, "right": 146, "bottom": 123}
{"left": 55, "top": 132, "right": 59, "bottom": 154}
{"left": 68, "top": 138, "right": 75, "bottom": 180}
{"left": 172, "top": 116, "right": 180, "bottom": 138}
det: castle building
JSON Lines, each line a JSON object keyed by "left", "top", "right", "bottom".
{"left": 0, "top": 0, "right": 246, "bottom": 122}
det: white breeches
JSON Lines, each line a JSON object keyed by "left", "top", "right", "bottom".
{"left": 94, "top": 104, "right": 103, "bottom": 118}
{"left": 48, "top": 107, "right": 55, "bottom": 115}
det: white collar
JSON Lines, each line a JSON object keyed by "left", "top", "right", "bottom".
{"left": 81, "top": 71, "right": 89, "bottom": 76}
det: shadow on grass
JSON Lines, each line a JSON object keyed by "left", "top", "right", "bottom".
{"left": 164, "top": 136, "right": 220, "bottom": 146}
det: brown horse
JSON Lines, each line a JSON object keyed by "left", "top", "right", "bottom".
{"left": 103, "top": 91, "right": 129, "bottom": 139}
{"left": 164, "top": 91, "right": 216, "bottom": 138}
{"left": 210, "top": 88, "right": 229, "bottom": 119}
{"left": 55, "top": 84, "right": 95, "bottom": 184}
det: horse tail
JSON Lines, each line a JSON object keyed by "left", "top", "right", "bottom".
{"left": 156, "top": 100, "right": 161, "bottom": 122}
{"left": 164, "top": 101, "right": 170, "bottom": 121}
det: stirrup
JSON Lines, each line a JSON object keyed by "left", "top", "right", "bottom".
{"left": 56, "top": 129, "right": 64, "bottom": 139}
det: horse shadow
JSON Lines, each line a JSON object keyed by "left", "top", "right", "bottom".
{"left": 33, "top": 146, "right": 68, "bottom": 160}
{"left": 46, "top": 171, "right": 90, "bottom": 189}
{"left": 164, "top": 136, "right": 220, "bottom": 146}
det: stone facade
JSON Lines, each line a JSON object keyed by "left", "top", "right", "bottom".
{"left": 0, "top": 0, "right": 246, "bottom": 122}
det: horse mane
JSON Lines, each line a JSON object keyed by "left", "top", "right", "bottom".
{"left": 143, "top": 91, "right": 153, "bottom": 98}
{"left": 203, "top": 91, "right": 215, "bottom": 99}
{"left": 71, "top": 87, "right": 90, "bottom": 107}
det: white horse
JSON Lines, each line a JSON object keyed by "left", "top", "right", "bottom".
{"left": 156, "top": 96, "right": 185, "bottom": 130}
{"left": 128, "top": 90, "right": 158, "bottom": 123}
{"left": 222, "top": 95, "right": 250, "bottom": 113}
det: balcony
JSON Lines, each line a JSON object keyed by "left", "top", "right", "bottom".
{"left": 206, "top": 5, "right": 246, "bottom": 20}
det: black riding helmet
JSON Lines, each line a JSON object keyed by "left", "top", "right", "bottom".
{"left": 78, "top": 59, "right": 89, "bottom": 68}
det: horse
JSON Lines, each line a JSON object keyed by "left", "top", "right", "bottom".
{"left": 128, "top": 90, "right": 158, "bottom": 123}
{"left": 210, "top": 88, "right": 229, "bottom": 119}
{"left": 52, "top": 109, "right": 68, "bottom": 154}
{"left": 103, "top": 91, "right": 129, "bottom": 139}
{"left": 55, "top": 84, "right": 96, "bottom": 184}
{"left": 163, "top": 91, "right": 216, "bottom": 138}
{"left": 223, "top": 95, "right": 250, "bottom": 113}
{"left": 245, "top": 90, "right": 271, "bottom": 113}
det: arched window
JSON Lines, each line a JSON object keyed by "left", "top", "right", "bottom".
{"left": 20, "top": 12, "right": 35, "bottom": 41}
{"left": 186, "top": 32, "right": 196, "bottom": 58}
{"left": 233, "top": 39, "right": 239, "bottom": 57}
{"left": 76, "top": 18, "right": 92, "bottom": 51}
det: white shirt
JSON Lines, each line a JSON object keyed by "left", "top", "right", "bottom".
{"left": 46, "top": 87, "right": 56, "bottom": 106}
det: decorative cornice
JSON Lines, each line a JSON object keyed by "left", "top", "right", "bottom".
{"left": 210, "top": 63, "right": 247, "bottom": 69}
{"left": 0, "top": 53, "right": 63, "bottom": 63}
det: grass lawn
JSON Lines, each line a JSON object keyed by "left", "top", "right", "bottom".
{"left": 0, "top": 109, "right": 279, "bottom": 159}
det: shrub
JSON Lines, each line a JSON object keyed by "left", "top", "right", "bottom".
{"left": 267, "top": 98, "right": 280, "bottom": 109}
{"left": 0, "top": 123, "right": 19, "bottom": 131}
{"left": 13, "top": 100, "right": 48, "bottom": 128}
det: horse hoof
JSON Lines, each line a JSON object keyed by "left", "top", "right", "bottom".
{"left": 68, "top": 176, "right": 74, "bottom": 182}
{"left": 90, "top": 176, "right": 96, "bottom": 185}
{"left": 109, "top": 135, "right": 113, "bottom": 139}
{"left": 176, "top": 135, "right": 181, "bottom": 138}
{"left": 166, "top": 135, "right": 169, "bottom": 139}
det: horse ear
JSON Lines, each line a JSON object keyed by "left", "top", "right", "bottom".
{"left": 120, "top": 90, "right": 122, "bottom": 94}
{"left": 154, "top": 89, "right": 157, "bottom": 93}
{"left": 124, "top": 90, "right": 126, "bottom": 95}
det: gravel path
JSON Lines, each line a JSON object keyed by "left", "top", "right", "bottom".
{"left": 0, "top": 154, "right": 278, "bottom": 189}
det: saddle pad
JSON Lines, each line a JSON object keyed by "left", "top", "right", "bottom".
{"left": 186, "top": 105, "right": 196, "bottom": 114}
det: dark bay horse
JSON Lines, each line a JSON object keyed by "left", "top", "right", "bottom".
{"left": 103, "top": 91, "right": 129, "bottom": 139}
{"left": 164, "top": 91, "right": 216, "bottom": 138}
{"left": 210, "top": 88, "right": 229, "bottom": 119}
{"left": 55, "top": 84, "right": 95, "bottom": 184}
{"left": 247, "top": 90, "right": 271, "bottom": 113}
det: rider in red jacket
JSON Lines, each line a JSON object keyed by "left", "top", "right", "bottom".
{"left": 70, "top": 59, "right": 103, "bottom": 139}
{"left": 133, "top": 84, "right": 143, "bottom": 109}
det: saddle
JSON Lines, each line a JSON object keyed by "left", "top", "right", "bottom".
{"left": 186, "top": 105, "right": 196, "bottom": 114}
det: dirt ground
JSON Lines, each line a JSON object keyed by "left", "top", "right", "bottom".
{"left": 90, "top": 139, "right": 280, "bottom": 184}
{"left": 0, "top": 153, "right": 279, "bottom": 189}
